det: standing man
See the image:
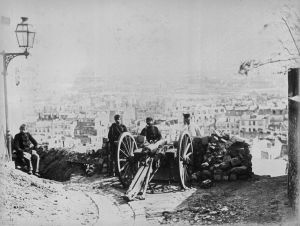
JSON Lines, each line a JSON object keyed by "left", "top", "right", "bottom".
{"left": 13, "top": 124, "right": 40, "bottom": 176}
{"left": 108, "top": 114, "right": 127, "bottom": 176}
{"left": 140, "top": 117, "right": 162, "bottom": 143}
{"left": 182, "top": 113, "right": 202, "bottom": 137}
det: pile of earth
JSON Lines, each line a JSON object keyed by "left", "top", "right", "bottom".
{"left": 36, "top": 148, "right": 107, "bottom": 181}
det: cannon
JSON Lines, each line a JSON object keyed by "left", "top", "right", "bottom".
{"left": 115, "top": 131, "right": 194, "bottom": 201}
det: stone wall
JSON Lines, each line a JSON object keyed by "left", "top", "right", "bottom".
{"left": 287, "top": 68, "right": 300, "bottom": 217}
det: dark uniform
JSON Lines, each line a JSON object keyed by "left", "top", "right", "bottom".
{"left": 140, "top": 125, "right": 162, "bottom": 143}
{"left": 140, "top": 119, "right": 163, "bottom": 172}
{"left": 14, "top": 131, "right": 39, "bottom": 175}
{"left": 108, "top": 121, "right": 127, "bottom": 175}
{"left": 108, "top": 123, "right": 127, "bottom": 144}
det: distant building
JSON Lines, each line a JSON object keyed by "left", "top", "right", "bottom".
{"left": 27, "top": 119, "right": 76, "bottom": 139}
{"left": 216, "top": 116, "right": 227, "bottom": 133}
{"left": 251, "top": 136, "right": 287, "bottom": 160}
{"left": 268, "top": 106, "right": 287, "bottom": 131}
{"left": 224, "top": 110, "right": 241, "bottom": 135}
{"left": 26, "top": 119, "right": 77, "bottom": 148}
{"left": 74, "top": 118, "right": 97, "bottom": 145}
{"left": 239, "top": 114, "right": 269, "bottom": 138}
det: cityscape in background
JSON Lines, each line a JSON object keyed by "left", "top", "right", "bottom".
{"left": 1, "top": 0, "right": 294, "bottom": 179}
{"left": 18, "top": 71, "right": 288, "bottom": 174}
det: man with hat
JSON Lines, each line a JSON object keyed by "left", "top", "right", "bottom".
{"left": 140, "top": 117, "right": 162, "bottom": 143}
{"left": 13, "top": 124, "right": 40, "bottom": 176}
{"left": 182, "top": 113, "right": 202, "bottom": 137}
{"left": 108, "top": 114, "right": 128, "bottom": 176}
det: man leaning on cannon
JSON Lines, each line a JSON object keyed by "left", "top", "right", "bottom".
{"left": 140, "top": 117, "right": 166, "bottom": 154}
{"left": 108, "top": 114, "right": 127, "bottom": 176}
{"left": 13, "top": 124, "right": 40, "bottom": 177}
{"left": 123, "top": 117, "right": 165, "bottom": 201}
{"left": 140, "top": 117, "right": 162, "bottom": 143}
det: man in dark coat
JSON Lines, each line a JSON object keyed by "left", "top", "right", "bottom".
{"left": 108, "top": 114, "right": 127, "bottom": 176}
{"left": 14, "top": 124, "right": 40, "bottom": 176}
{"left": 140, "top": 117, "right": 162, "bottom": 143}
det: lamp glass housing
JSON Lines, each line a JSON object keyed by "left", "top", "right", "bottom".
{"left": 15, "top": 19, "right": 35, "bottom": 48}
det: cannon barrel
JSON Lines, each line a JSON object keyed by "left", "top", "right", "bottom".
{"left": 142, "top": 139, "right": 167, "bottom": 153}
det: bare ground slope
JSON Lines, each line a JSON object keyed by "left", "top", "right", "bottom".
{"left": 0, "top": 162, "right": 297, "bottom": 226}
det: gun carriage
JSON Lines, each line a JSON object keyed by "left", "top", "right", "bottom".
{"left": 115, "top": 131, "right": 195, "bottom": 201}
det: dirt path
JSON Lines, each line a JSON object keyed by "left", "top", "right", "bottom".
{"left": 0, "top": 163, "right": 296, "bottom": 226}
{"left": 59, "top": 174, "right": 296, "bottom": 225}
{"left": 64, "top": 174, "right": 197, "bottom": 225}
{"left": 64, "top": 175, "right": 137, "bottom": 225}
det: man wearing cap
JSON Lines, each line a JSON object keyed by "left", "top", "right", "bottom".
{"left": 13, "top": 124, "right": 40, "bottom": 176}
{"left": 182, "top": 113, "right": 202, "bottom": 137}
{"left": 140, "top": 117, "right": 162, "bottom": 143}
{"left": 108, "top": 114, "right": 128, "bottom": 176}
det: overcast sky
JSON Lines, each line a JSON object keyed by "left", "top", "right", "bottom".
{"left": 1, "top": 0, "right": 298, "bottom": 86}
{"left": 1, "top": 0, "right": 299, "bottom": 133}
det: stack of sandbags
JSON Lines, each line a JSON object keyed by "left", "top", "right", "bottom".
{"left": 193, "top": 131, "right": 252, "bottom": 184}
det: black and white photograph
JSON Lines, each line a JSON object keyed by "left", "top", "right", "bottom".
{"left": 0, "top": 0, "right": 299, "bottom": 225}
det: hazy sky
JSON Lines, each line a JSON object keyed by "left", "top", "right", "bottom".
{"left": 1, "top": 0, "right": 298, "bottom": 87}
{"left": 1, "top": 0, "right": 299, "bottom": 134}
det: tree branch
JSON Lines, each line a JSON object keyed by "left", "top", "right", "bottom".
{"left": 253, "top": 57, "right": 299, "bottom": 69}
{"left": 282, "top": 17, "right": 300, "bottom": 56}
{"left": 283, "top": 46, "right": 295, "bottom": 56}
{"left": 239, "top": 57, "right": 299, "bottom": 75}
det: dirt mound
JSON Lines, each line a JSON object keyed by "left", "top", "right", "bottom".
{"left": 37, "top": 148, "right": 106, "bottom": 181}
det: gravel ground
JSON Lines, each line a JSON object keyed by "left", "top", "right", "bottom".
{"left": 0, "top": 162, "right": 297, "bottom": 226}
{"left": 160, "top": 175, "right": 295, "bottom": 225}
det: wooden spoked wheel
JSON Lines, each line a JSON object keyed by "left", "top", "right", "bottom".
{"left": 177, "top": 131, "right": 194, "bottom": 189}
{"left": 116, "top": 132, "right": 138, "bottom": 188}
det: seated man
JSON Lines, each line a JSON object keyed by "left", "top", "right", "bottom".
{"left": 14, "top": 124, "right": 40, "bottom": 176}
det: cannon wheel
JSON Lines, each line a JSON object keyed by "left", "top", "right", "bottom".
{"left": 177, "top": 131, "right": 194, "bottom": 189}
{"left": 116, "top": 132, "right": 138, "bottom": 188}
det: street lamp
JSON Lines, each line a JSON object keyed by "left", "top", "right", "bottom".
{"left": 1, "top": 17, "right": 36, "bottom": 161}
